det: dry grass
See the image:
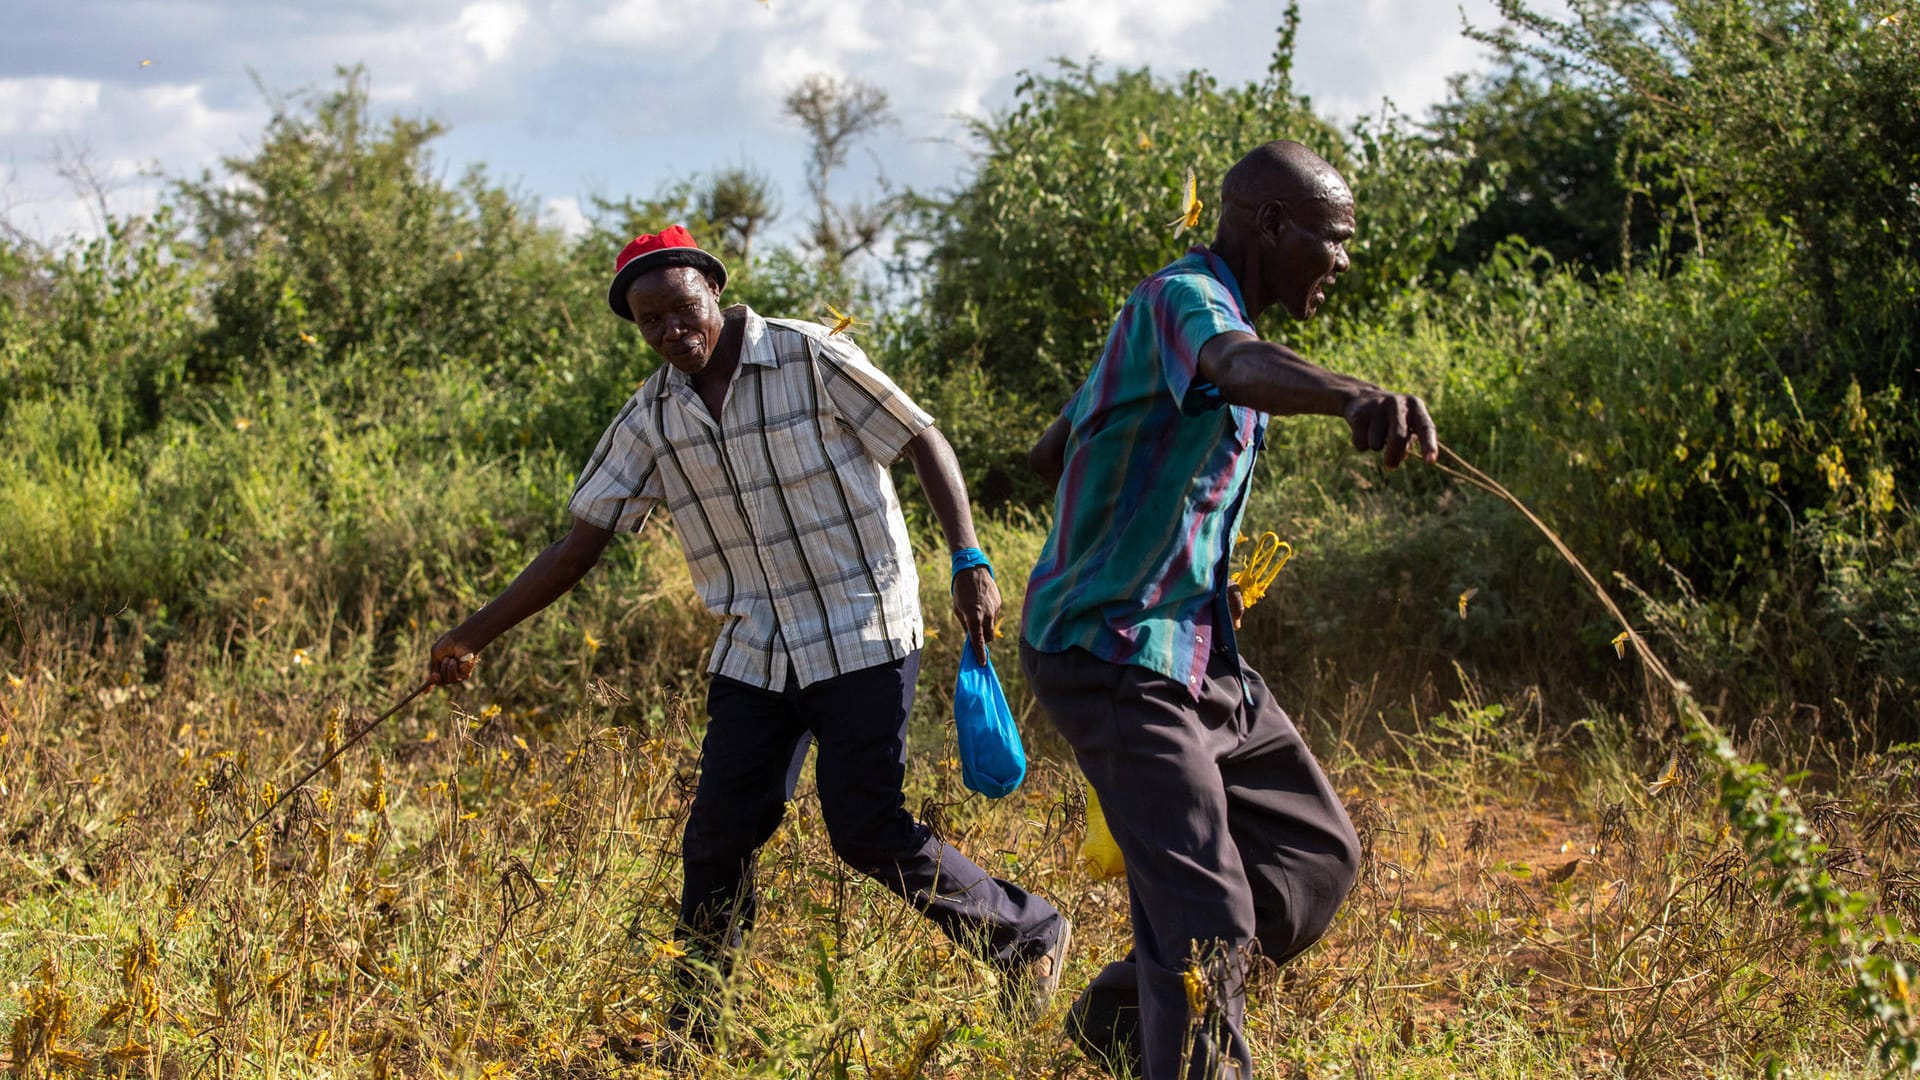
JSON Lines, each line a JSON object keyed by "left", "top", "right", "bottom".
{"left": 0, "top": 522, "right": 1912, "bottom": 1079}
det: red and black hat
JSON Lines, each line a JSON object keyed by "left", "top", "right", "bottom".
{"left": 607, "top": 224, "right": 729, "bottom": 322}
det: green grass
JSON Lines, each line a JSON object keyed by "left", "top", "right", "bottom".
{"left": 0, "top": 524, "right": 1909, "bottom": 1079}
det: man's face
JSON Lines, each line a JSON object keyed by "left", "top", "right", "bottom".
{"left": 626, "top": 266, "right": 725, "bottom": 376}
{"left": 1267, "top": 194, "right": 1355, "bottom": 321}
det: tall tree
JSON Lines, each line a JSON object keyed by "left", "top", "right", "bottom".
{"left": 783, "top": 73, "right": 897, "bottom": 266}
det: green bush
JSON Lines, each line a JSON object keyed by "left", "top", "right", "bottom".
{"left": 2, "top": 4, "right": 1915, "bottom": 727}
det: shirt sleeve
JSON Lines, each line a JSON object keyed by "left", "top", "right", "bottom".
{"left": 813, "top": 334, "right": 935, "bottom": 464}
{"left": 567, "top": 392, "right": 664, "bottom": 533}
{"left": 1147, "top": 272, "right": 1256, "bottom": 416}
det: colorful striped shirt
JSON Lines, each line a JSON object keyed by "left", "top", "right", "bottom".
{"left": 1021, "top": 247, "right": 1265, "bottom": 699}
{"left": 568, "top": 305, "right": 932, "bottom": 691}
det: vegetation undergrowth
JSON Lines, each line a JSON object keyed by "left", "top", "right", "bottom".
{"left": 3, "top": 0, "right": 1918, "bottom": 1075}
{"left": 1, "top": 559, "right": 1915, "bottom": 1077}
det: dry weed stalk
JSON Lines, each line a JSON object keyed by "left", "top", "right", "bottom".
{"left": 1435, "top": 444, "right": 1919, "bottom": 1070}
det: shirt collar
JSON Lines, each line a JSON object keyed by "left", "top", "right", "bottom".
{"left": 657, "top": 304, "right": 775, "bottom": 398}
{"left": 1186, "top": 244, "right": 1251, "bottom": 323}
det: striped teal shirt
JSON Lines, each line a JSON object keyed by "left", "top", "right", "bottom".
{"left": 1021, "top": 247, "right": 1265, "bottom": 699}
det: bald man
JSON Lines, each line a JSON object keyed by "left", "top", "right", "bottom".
{"left": 1021, "top": 141, "right": 1438, "bottom": 1079}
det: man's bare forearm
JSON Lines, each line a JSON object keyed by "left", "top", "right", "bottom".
{"left": 904, "top": 426, "right": 979, "bottom": 552}
{"left": 1202, "top": 335, "right": 1372, "bottom": 417}
{"left": 1197, "top": 330, "right": 1438, "bottom": 468}
{"left": 449, "top": 519, "right": 614, "bottom": 651}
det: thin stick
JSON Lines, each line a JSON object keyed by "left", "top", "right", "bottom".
{"left": 1430, "top": 444, "right": 1683, "bottom": 700}
{"left": 180, "top": 676, "right": 436, "bottom": 910}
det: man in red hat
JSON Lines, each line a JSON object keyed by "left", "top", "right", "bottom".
{"left": 426, "top": 226, "right": 1070, "bottom": 1041}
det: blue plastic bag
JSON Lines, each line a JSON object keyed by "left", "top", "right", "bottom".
{"left": 954, "top": 645, "right": 1026, "bottom": 798}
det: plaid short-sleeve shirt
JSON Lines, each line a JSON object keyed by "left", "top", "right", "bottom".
{"left": 569, "top": 305, "right": 933, "bottom": 690}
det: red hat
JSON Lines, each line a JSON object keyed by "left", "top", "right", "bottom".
{"left": 607, "top": 224, "right": 729, "bottom": 321}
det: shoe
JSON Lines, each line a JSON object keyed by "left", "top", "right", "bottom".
{"left": 1066, "top": 986, "right": 1142, "bottom": 1078}
{"left": 1000, "top": 916, "right": 1073, "bottom": 1019}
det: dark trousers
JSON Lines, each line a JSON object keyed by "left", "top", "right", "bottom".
{"left": 677, "top": 651, "right": 1063, "bottom": 977}
{"left": 1022, "top": 644, "right": 1360, "bottom": 1080}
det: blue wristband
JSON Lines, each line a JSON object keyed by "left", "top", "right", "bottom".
{"left": 951, "top": 547, "right": 994, "bottom": 587}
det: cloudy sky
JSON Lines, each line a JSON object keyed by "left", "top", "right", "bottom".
{"left": 1, "top": 0, "right": 1523, "bottom": 247}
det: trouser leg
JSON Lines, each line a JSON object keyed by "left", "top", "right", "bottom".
{"left": 1024, "top": 644, "right": 1359, "bottom": 1080}
{"left": 806, "top": 651, "right": 1064, "bottom": 964}
{"left": 1024, "top": 644, "right": 1252, "bottom": 1079}
{"left": 676, "top": 674, "right": 811, "bottom": 966}
{"left": 1222, "top": 658, "right": 1360, "bottom": 967}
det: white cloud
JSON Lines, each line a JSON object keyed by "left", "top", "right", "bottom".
{"left": 728, "top": 0, "right": 1230, "bottom": 121}
{"left": 1295, "top": 0, "right": 1499, "bottom": 122}
{"left": 2, "top": 0, "right": 1536, "bottom": 247}
{"left": 0, "top": 77, "right": 103, "bottom": 136}
{"left": 459, "top": 1, "right": 530, "bottom": 64}
{"left": 584, "top": 0, "right": 723, "bottom": 49}
{"left": 0, "top": 80, "right": 261, "bottom": 244}
{"left": 541, "top": 194, "right": 591, "bottom": 239}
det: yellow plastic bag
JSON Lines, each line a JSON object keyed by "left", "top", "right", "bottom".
{"left": 1079, "top": 779, "right": 1127, "bottom": 881}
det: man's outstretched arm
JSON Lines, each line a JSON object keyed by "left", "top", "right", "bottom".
{"left": 428, "top": 516, "right": 616, "bottom": 685}
{"left": 903, "top": 425, "right": 1001, "bottom": 663}
{"left": 1197, "top": 331, "right": 1439, "bottom": 470}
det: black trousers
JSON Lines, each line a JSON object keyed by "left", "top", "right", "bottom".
{"left": 1022, "top": 643, "right": 1360, "bottom": 1080}
{"left": 676, "top": 651, "right": 1063, "bottom": 974}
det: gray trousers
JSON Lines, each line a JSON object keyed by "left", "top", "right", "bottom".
{"left": 1021, "top": 644, "right": 1360, "bottom": 1079}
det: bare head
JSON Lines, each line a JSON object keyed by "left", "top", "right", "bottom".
{"left": 1214, "top": 140, "right": 1355, "bottom": 320}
